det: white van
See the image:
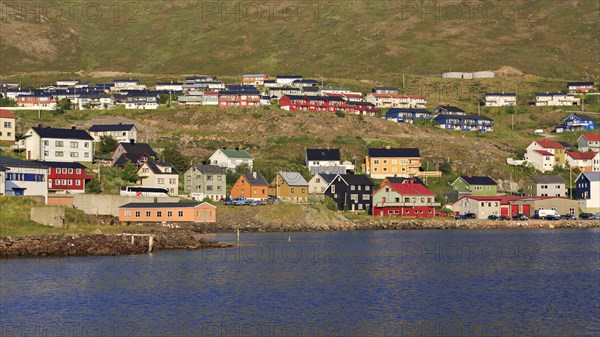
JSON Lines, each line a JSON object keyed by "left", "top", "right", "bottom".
{"left": 533, "top": 129, "right": 544, "bottom": 135}
{"left": 537, "top": 209, "right": 560, "bottom": 219}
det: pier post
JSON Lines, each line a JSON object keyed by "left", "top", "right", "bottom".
{"left": 148, "top": 235, "right": 154, "bottom": 253}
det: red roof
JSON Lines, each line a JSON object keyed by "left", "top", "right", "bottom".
{"left": 0, "top": 109, "right": 17, "bottom": 119}
{"left": 567, "top": 151, "right": 597, "bottom": 160}
{"left": 383, "top": 181, "right": 436, "bottom": 196}
{"left": 537, "top": 139, "right": 565, "bottom": 150}
{"left": 582, "top": 134, "right": 600, "bottom": 142}
{"left": 534, "top": 150, "right": 554, "bottom": 156}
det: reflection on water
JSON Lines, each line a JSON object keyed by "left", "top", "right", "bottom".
{"left": 1, "top": 229, "right": 599, "bottom": 336}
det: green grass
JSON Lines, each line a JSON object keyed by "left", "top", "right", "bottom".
{"left": 0, "top": 1, "right": 598, "bottom": 80}
{"left": 0, "top": 196, "right": 158, "bottom": 236}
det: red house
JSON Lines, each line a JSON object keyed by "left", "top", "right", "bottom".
{"left": 44, "top": 161, "right": 94, "bottom": 194}
{"left": 218, "top": 87, "right": 261, "bottom": 108}
{"left": 280, "top": 95, "right": 378, "bottom": 115}
{"left": 17, "top": 94, "right": 57, "bottom": 109}
{"left": 371, "top": 180, "right": 440, "bottom": 218}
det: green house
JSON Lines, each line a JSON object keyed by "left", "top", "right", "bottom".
{"left": 450, "top": 176, "right": 498, "bottom": 196}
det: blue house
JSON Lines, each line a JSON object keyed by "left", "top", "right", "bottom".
{"left": 560, "top": 113, "right": 598, "bottom": 132}
{"left": 433, "top": 114, "right": 494, "bottom": 132}
{"left": 385, "top": 108, "right": 432, "bottom": 123}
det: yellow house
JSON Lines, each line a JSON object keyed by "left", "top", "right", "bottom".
{"left": 0, "top": 109, "right": 17, "bottom": 143}
{"left": 268, "top": 171, "right": 309, "bottom": 202}
{"left": 364, "top": 148, "right": 421, "bottom": 179}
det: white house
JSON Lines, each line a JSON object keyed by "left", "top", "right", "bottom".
{"left": 0, "top": 156, "right": 49, "bottom": 202}
{"left": 125, "top": 96, "right": 159, "bottom": 109}
{"left": 484, "top": 93, "right": 516, "bottom": 107}
{"left": 306, "top": 148, "right": 341, "bottom": 171}
{"left": 276, "top": 75, "right": 302, "bottom": 86}
{"left": 23, "top": 126, "right": 94, "bottom": 163}
{"left": 535, "top": 92, "right": 580, "bottom": 106}
{"left": 575, "top": 172, "right": 600, "bottom": 213}
{"left": 566, "top": 152, "right": 600, "bottom": 172}
{"left": 365, "top": 94, "right": 427, "bottom": 108}
{"left": 209, "top": 148, "right": 253, "bottom": 172}
{"left": 89, "top": 123, "right": 137, "bottom": 143}
{"left": 111, "top": 80, "right": 147, "bottom": 92}
{"left": 577, "top": 134, "right": 600, "bottom": 152}
{"left": 526, "top": 150, "right": 555, "bottom": 172}
{"left": 0, "top": 109, "right": 17, "bottom": 143}
{"left": 137, "top": 161, "right": 179, "bottom": 196}
{"left": 155, "top": 82, "right": 183, "bottom": 91}
{"left": 308, "top": 173, "right": 337, "bottom": 195}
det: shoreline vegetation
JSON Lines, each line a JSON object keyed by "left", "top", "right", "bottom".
{"left": 1, "top": 220, "right": 598, "bottom": 258}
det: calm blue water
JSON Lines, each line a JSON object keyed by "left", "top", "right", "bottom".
{"left": 1, "top": 229, "right": 599, "bottom": 337}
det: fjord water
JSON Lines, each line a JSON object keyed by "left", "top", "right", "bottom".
{"left": 1, "top": 229, "right": 599, "bottom": 337}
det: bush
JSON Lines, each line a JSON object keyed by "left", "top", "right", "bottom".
{"left": 321, "top": 197, "right": 338, "bottom": 211}
{"left": 335, "top": 111, "right": 345, "bottom": 118}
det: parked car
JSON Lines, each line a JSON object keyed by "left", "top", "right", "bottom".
{"left": 231, "top": 197, "right": 246, "bottom": 206}
{"left": 488, "top": 215, "right": 508, "bottom": 220}
{"left": 543, "top": 214, "right": 561, "bottom": 220}
{"left": 579, "top": 213, "right": 594, "bottom": 220}
{"left": 593, "top": 213, "right": 600, "bottom": 220}
{"left": 248, "top": 200, "right": 263, "bottom": 206}
{"left": 498, "top": 215, "right": 509, "bottom": 221}
{"left": 223, "top": 197, "right": 233, "bottom": 205}
{"left": 512, "top": 213, "right": 529, "bottom": 221}
{"left": 265, "top": 196, "right": 280, "bottom": 204}
{"left": 465, "top": 213, "right": 477, "bottom": 219}
{"left": 560, "top": 214, "right": 577, "bottom": 220}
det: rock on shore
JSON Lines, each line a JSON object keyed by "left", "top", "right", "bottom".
{"left": 0, "top": 230, "right": 232, "bottom": 258}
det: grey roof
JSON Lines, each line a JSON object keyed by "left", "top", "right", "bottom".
{"left": 530, "top": 175, "right": 565, "bottom": 184}
{"left": 32, "top": 127, "right": 94, "bottom": 141}
{"left": 459, "top": 176, "right": 497, "bottom": 185}
{"left": 89, "top": 124, "right": 135, "bottom": 132}
{"left": 146, "top": 161, "right": 179, "bottom": 175}
{"left": 0, "top": 156, "right": 48, "bottom": 169}
{"left": 581, "top": 172, "right": 600, "bottom": 182}
{"left": 338, "top": 174, "right": 373, "bottom": 186}
{"left": 241, "top": 172, "right": 269, "bottom": 186}
{"left": 194, "top": 164, "right": 225, "bottom": 174}
{"left": 316, "top": 173, "right": 337, "bottom": 184}
{"left": 309, "top": 166, "right": 348, "bottom": 175}
{"left": 306, "top": 148, "right": 340, "bottom": 161}
{"left": 119, "top": 142, "right": 157, "bottom": 157}
{"left": 34, "top": 161, "right": 87, "bottom": 169}
{"left": 278, "top": 172, "right": 309, "bottom": 186}
{"left": 368, "top": 148, "right": 420, "bottom": 158}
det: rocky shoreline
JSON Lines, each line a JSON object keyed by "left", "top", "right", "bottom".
{"left": 0, "top": 230, "right": 232, "bottom": 258}
{"left": 2, "top": 220, "right": 597, "bottom": 258}
{"left": 185, "top": 219, "right": 600, "bottom": 233}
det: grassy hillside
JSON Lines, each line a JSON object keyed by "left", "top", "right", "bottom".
{"left": 9, "top": 99, "right": 599, "bottom": 197}
{"left": 0, "top": 0, "right": 598, "bottom": 80}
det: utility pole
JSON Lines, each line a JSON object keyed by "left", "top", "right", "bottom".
{"left": 402, "top": 74, "right": 406, "bottom": 92}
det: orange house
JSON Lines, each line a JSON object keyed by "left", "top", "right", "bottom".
{"left": 230, "top": 172, "right": 269, "bottom": 200}
{"left": 118, "top": 202, "right": 216, "bottom": 223}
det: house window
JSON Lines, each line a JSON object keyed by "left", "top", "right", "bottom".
{"left": 373, "top": 160, "right": 379, "bottom": 165}
{"left": 207, "top": 185, "right": 213, "bottom": 191}
{"left": 178, "top": 211, "right": 184, "bottom": 217}
{"left": 146, "top": 211, "right": 151, "bottom": 217}
{"left": 84, "top": 153, "right": 89, "bottom": 158}
{"left": 217, "top": 176, "right": 222, "bottom": 181}
{"left": 373, "top": 168, "right": 378, "bottom": 172}
{"left": 158, "top": 178, "right": 164, "bottom": 184}
{"left": 84, "top": 142, "right": 89, "bottom": 148}
{"left": 365, "top": 186, "right": 370, "bottom": 191}
{"left": 383, "top": 160, "right": 387, "bottom": 164}
{"left": 55, "top": 151, "right": 64, "bottom": 157}
{"left": 62, "top": 168, "right": 67, "bottom": 173}
{"left": 331, "top": 185, "right": 335, "bottom": 193}
{"left": 76, "top": 169, "right": 81, "bottom": 174}
{"left": 75, "top": 180, "right": 81, "bottom": 186}
{"left": 135, "top": 211, "right": 140, "bottom": 218}
{"left": 167, "top": 211, "right": 173, "bottom": 217}
{"left": 68, "top": 179, "right": 72, "bottom": 185}
{"left": 70, "top": 142, "right": 78, "bottom": 148}
{"left": 125, "top": 210, "right": 131, "bottom": 217}
{"left": 350, "top": 185, "right": 355, "bottom": 191}
{"left": 55, "top": 141, "right": 63, "bottom": 147}
{"left": 169, "top": 178, "right": 176, "bottom": 184}
{"left": 157, "top": 211, "right": 162, "bottom": 217}
{"left": 55, "top": 168, "right": 61, "bottom": 174}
